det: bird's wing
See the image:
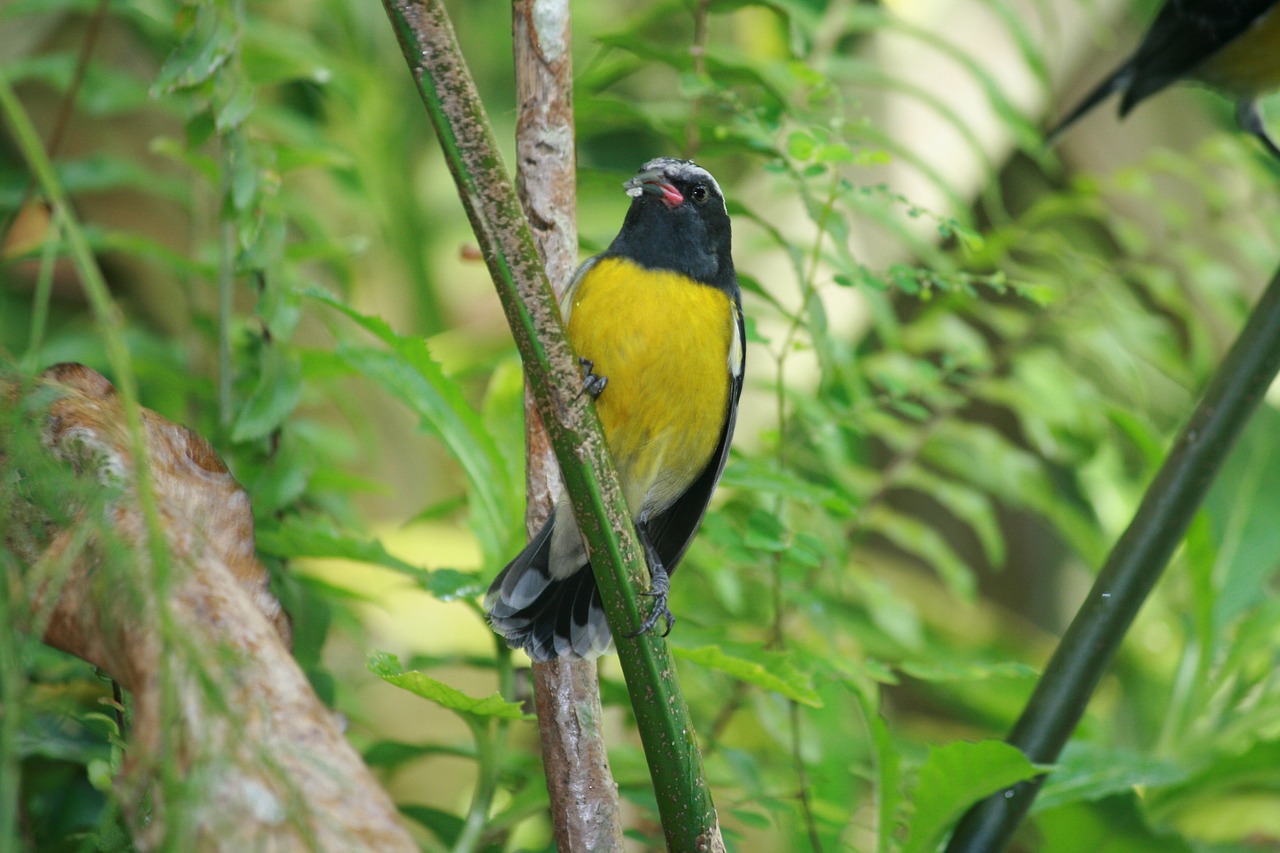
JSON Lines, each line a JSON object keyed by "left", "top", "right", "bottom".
{"left": 1121, "top": 0, "right": 1278, "bottom": 112}
{"left": 559, "top": 255, "right": 598, "bottom": 323}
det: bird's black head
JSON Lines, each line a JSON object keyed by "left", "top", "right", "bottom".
{"left": 604, "top": 158, "right": 736, "bottom": 292}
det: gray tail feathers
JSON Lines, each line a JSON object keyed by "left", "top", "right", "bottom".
{"left": 484, "top": 517, "right": 613, "bottom": 661}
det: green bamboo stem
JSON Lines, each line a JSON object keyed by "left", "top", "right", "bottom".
{"left": 378, "top": 1, "right": 722, "bottom": 848}
{"left": 945, "top": 259, "right": 1280, "bottom": 852}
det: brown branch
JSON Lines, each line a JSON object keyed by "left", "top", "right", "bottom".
{"left": 2, "top": 363, "right": 415, "bottom": 853}
{"left": 512, "top": 2, "right": 626, "bottom": 849}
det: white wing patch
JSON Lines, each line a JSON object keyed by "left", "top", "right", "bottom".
{"left": 560, "top": 256, "right": 597, "bottom": 323}
{"left": 728, "top": 303, "right": 743, "bottom": 378}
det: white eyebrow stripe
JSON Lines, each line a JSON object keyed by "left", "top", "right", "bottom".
{"left": 638, "top": 158, "right": 726, "bottom": 210}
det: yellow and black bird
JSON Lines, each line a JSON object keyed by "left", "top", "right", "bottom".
{"left": 1048, "top": 0, "right": 1280, "bottom": 158}
{"left": 484, "top": 158, "right": 745, "bottom": 661}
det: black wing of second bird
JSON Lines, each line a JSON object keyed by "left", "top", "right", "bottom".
{"left": 1048, "top": 0, "right": 1277, "bottom": 142}
{"left": 1121, "top": 0, "right": 1278, "bottom": 111}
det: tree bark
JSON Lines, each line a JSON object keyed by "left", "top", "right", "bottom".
{"left": 2, "top": 363, "right": 416, "bottom": 853}
{"left": 513, "top": 2, "right": 627, "bottom": 850}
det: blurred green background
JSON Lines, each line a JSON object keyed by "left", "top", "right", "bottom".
{"left": 4, "top": 0, "right": 1280, "bottom": 850}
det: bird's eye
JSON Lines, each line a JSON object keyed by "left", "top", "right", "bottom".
{"left": 690, "top": 183, "right": 709, "bottom": 204}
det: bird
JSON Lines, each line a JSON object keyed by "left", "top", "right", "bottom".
{"left": 484, "top": 158, "right": 745, "bottom": 661}
{"left": 1047, "top": 0, "right": 1280, "bottom": 158}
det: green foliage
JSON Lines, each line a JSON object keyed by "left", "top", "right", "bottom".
{"left": 5, "top": 0, "right": 1280, "bottom": 851}
{"left": 904, "top": 741, "right": 1043, "bottom": 853}
{"left": 369, "top": 652, "right": 531, "bottom": 721}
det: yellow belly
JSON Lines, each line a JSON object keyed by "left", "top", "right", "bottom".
{"left": 1196, "top": 7, "right": 1280, "bottom": 95}
{"left": 566, "top": 257, "right": 733, "bottom": 519}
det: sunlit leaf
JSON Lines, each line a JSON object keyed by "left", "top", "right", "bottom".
{"left": 672, "top": 644, "right": 822, "bottom": 707}
{"left": 368, "top": 653, "right": 532, "bottom": 720}
{"left": 903, "top": 740, "right": 1043, "bottom": 853}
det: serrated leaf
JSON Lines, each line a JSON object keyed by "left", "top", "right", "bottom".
{"left": 152, "top": 2, "right": 238, "bottom": 95}
{"left": 894, "top": 466, "right": 1006, "bottom": 568}
{"left": 864, "top": 505, "right": 976, "bottom": 600}
{"left": 368, "top": 653, "right": 532, "bottom": 720}
{"left": 1035, "top": 742, "right": 1188, "bottom": 813}
{"left": 671, "top": 645, "right": 822, "bottom": 707}
{"left": 307, "top": 289, "right": 513, "bottom": 567}
{"left": 256, "top": 513, "right": 419, "bottom": 574}
{"left": 231, "top": 348, "right": 301, "bottom": 442}
{"left": 903, "top": 740, "right": 1043, "bottom": 853}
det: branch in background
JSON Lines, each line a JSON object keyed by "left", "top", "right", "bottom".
{"left": 379, "top": 0, "right": 723, "bottom": 848}
{"left": 945, "top": 260, "right": 1280, "bottom": 852}
{"left": 2, "top": 363, "right": 416, "bottom": 853}
{"left": 511, "top": 1, "right": 627, "bottom": 849}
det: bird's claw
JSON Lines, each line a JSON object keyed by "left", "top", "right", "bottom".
{"left": 626, "top": 552, "right": 674, "bottom": 638}
{"left": 627, "top": 589, "right": 675, "bottom": 638}
{"left": 578, "top": 357, "right": 608, "bottom": 399}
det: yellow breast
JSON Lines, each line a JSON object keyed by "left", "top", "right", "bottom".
{"left": 565, "top": 257, "right": 734, "bottom": 518}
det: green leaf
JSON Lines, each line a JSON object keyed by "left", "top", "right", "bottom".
{"left": 367, "top": 653, "right": 532, "bottom": 720}
{"left": 231, "top": 347, "right": 301, "bottom": 443}
{"left": 1035, "top": 742, "right": 1188, "bottom": 813}
{"left": 671, "top": 645, "right": 822, "bottom": 707}
{"left": 729, "top": 808, "right": 773, "bottom": 830}
{"left": 903, "top": 740, "right": 1043, "bottom": 853}
{"left": 308, "top": 289, "right": 514, "bottom": 567}
{"left": 2, "top": 54, "right": 151, "bottom": 115}
{"left": 399, "top": 804, "right": 465, "bottom": 846}
{"left": 363, "top": 740, "right": 468, "bottom": 770}
{"left": 1203, "top": 406, "right": 1280, "bottom": 635}
{"left": 864, "top": 505, "right": 976, "bottom": 600}
{"left": 256, "top": 513, "right": 419, "bottom": 573}
{"left": 259, "top": 515, "right": 482, "bottom": 605}
{"left": 894, "top": 466, "right": 1006, "bottom": 569}
{"left": 152, "top": 2, "right": 239, "bottom": 95}
{"left": 720, "top": 458, "right": 855, "bottom": 515}
{"left": 868, "top": 707, "right": 902, "bottom": 853}
{"left": 424, "top": 567, "right": 485, "bottom": 602}
{"left": 899, "top": 659, "right": 1038, "bottom": 684}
